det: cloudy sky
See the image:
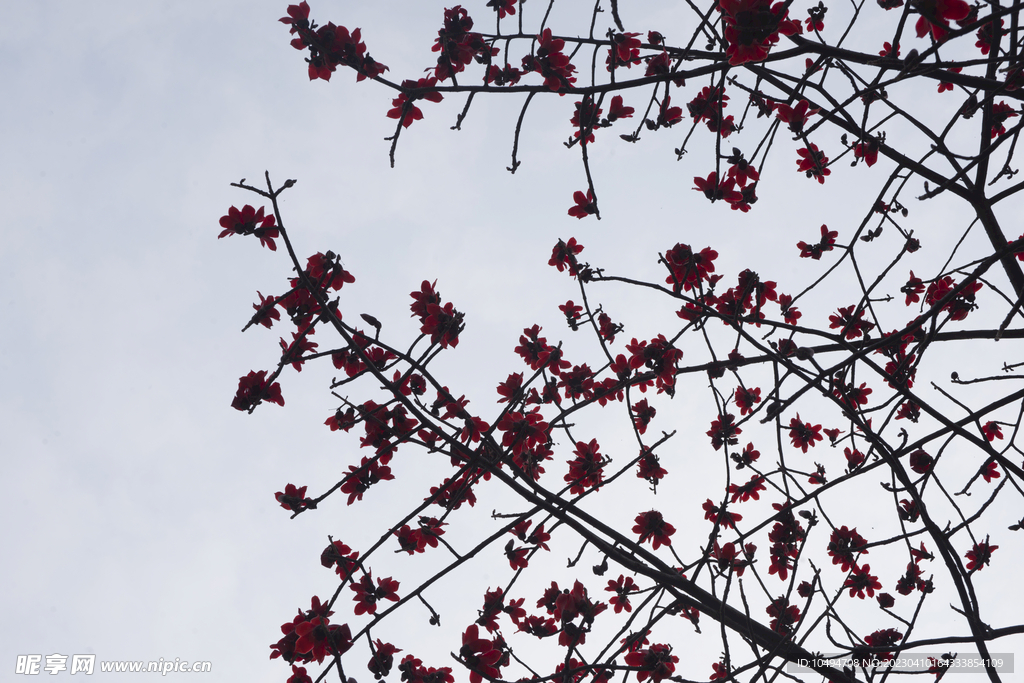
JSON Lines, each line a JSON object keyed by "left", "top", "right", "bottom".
{"left": 3, "top": 1, "right": 1022, "bottom": 681}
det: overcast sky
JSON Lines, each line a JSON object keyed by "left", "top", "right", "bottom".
{"left": 3, "top": 2, "right": 1022, "bottom": 682}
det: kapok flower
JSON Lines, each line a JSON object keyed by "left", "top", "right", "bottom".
{"left": 218, "top": 205, "right": 280, "bottom": 250}
{"left": 632, "top": 510, "right": 676, "bottom": 549}
{"left": 568, "top": 190, "right": 597, "bottom": 219}
{"left": 965, "top": 539, "right": 998, "bottom": 571}
{"left": 796, "top": 144, "right": 830, "bottom": 182}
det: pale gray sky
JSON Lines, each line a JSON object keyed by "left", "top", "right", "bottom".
{"left": 2, "top": 2, "right": 1022, "bottom": 682}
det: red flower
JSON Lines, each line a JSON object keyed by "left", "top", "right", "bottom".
{"left": 914, "top": 0, "right": 971, "bottom": 40}
{"left": 341, "top": 456, "right": 395, "bottom": 505}
{"left": 981, "top": 421, "right": 1003, "bottom": 441}
{"left": 774, "top": 99, "right": 819, "bottom": 134}
{"left": 366, "top": 640, "right": 401, "bottom": 680}
{"left": 637, "top": 450, "right": 668, "bottom": 487}
{"left": 655, "top": 95, "right": 684, "bottom": 127}
{"left": 522, "top": 28, "right": 577, "bottom": 91}
{"left": 275, "top": 483, "right": 308, "bottom": 511}
{"left": 734, "top": 386, "right": 761, "bottom": 415}
{"left": 845, "top": 447, "right": 866, "bottom": 471}
{"left": 606, "top": 95, "right": 635, "bottom": 122}
{"left": 568, "top": 189, "right": 597, "bottom": 218}
{"left": 624, "top": 643, "right": 678, "bottom": 682}
{"left": 549, "top": 237, "right": 584, "bottom": 275}
{"left": 980, "top": 460, "right": 1001, "bottom": 483}
{"left": 287, "top": 664, "right": 312, "bottom": 683}
{"left": 707, "top": 413, "right": 741, "bottom": 450}
{"left": 350, "top": 574, "right": 400, "bottom": 615}
{"left": 909, "top": 448, "right": 933, "bottom": 474}
{"left": 459, "top": 625, "right": 502, "bottom": 683}
{"left": 693, "top": 172, "right": 743, "bottom": 204}
{"left": 990, "top": 101, "right": 1019, "bottom": 138}
{"left": 766, "top": 597, "right": 800, "bottom": 635}
{"left": 965, "top": 539, "right": 998, "bottom": 571}
{"left": 828, "top": 526, "right": 867, "bottom": 571}
{"left": 864, "top": 628, "right": 902, "bottom": 660}
{"left": 410, "top": 280, "right": 441, "bottom": 321}
{"left": 607, "top": 32, "right": 642, "bottom": 70}
{"left": 421, "top": 301, "right": 464, "bottom": 348}
{"left": 606, "top": 575, "right": 639, "bottom": 613}
{"left": 251, "top": 292, "right": 280, "bottom": 328}
{"left": 797, "top": 224, "right": 838, "bottom": 259}
{"left": 632, "top": 510, "right": 676, "bottom": 549}
{"left": 570, "top": 98, "right": 602, "bottom": 143}
{"left": 829, "top": 305, "right": 875, "bottom": 340}
{"left": 497, "top": 409, "right": 548, "bottom": 457}
{"left": 564, "top": 439, "right": 605, "bottom": 493}
{"left": 559, "top": 300, "right": 583, "bottom": 322}
{"left": 232, "top": 370, "right": 284, "bottom": 410}
{"left": 728, "top": 475, "right": 766, "bottom": 503}
{"left": 788, "top": 415, "right": 823, "bottom": 452}
{"left": 387, "top": 77, "right": 443, "bottom": 127}
{"left": 487, "top": 0, "right": 517, "bottom": 19}
{"left": 717, "top": 0, "right": 802, "bottom": 65}
{"left": 844, "top": 564, "right": 882, "bottom": 598}
{"left": 703, "top": 499, "right": 742, "bottom": 529}
{"left": 631, "top": 399, "right": 657, "bottom": 434}
{"left": 218, "top": 204, "right": 280, "bottom": 250}
{"left": 796, "top": 144, "right": 830, "bottom": 183}
{"left": 853, "top": 137, "right": 880, "bottom": 166}
{"left": 711, "top": 542, "right": 749, "bottom": 575}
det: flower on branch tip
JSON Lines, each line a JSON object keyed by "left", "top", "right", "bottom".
{"left": 766, "top": 597, "right": 800, "bottom": 635}
{"left": 624, "top": 643, "right": 678, "bottom": 682}
{"left": 606, "top": 95, "right": 634, "bottom": 122}
{"left": 693, "top": 172, "right": 743, "bottom": 204}
{"left": 607, "top": 32, "right": 642, "bottom": 70}
{"left": 787, "top": 415, "right": 822, "bottom": 452}
{"left": 914, "top": 0, "right": 971, "bottom": 40}
{"left": 341, "top": 456, "right": 395, "bottom": 505}
{"left": 844, "top": 564, "right": 882, "bottom": 598}
{"left": 565, "top": 439, "right": 605, "bottom": 493}
{"left": 387, "top": 77, "right": 443, "bottom": 128}
{"left": 367, "top": 640, "right": 401, "bottom": 680}
{"left": 249, "top": 292, "right": 280, "bottom": 330}
{"left": 717, "top": 0, "right": 802, "bottom": 65}
{"left": 606, "top": 574, "right": 639, "bottom": 613}
{"left": 774, "top": 99, "right": 819, "bottom": 134}
{"left": 828, "top": 526, "right": 867, "bottom": 571}
{"left": 568, "top": 190, "right": 597, "bottom": 218}
{"left": 350, "top": 574, "right": 400, "bottom": 615}
{"left": 703, "top": 499, "right": 742, "bottom": 529}
{"left": 796, "top": 144, "right": 830, "bottom": 182}
{"left": 734, "top": 386, "right": 761, "bottom": 416}
{"left": 232, "top": 370, "right": 284, "bottom": 411}
{"left": 655, "top": 95, "right": 683, "bottom": 127}
{"left": 981, "top": 421, "right": 1003, "bottom": 441}
{"left": 797, "top": 224, "right": 838, "bottom": 259}
{"left": 707, "top": 413, "right": 741, "bottom": 450}
{"left": 990, "top": 101, "right": 1019, "bottom": 138}
{"left": 422, "top": 301, "right": 464, "bottom": 348}
{"left": 633, "top": 510, "right": 675, "bottom": 549}
{"left": 486, "top": 0, "right": 517, "bottom": 19}
{"left": 275, "top": 483, "right": 308, "bottom": 511}
{"left": 218, "top": 205, "right": 280, "bottom": 250}
{"left": 965, "top": 539, "right": 997, "bottom": 571}
{"left": 854, "top": 137, "right": 880, "bottom": 167}
{"left": 728, "top": 474, "right": 766, "bottom": 503}
{"left": 522, "top": 28, "right": 577, "bottom": 91}
{"left": 459, "top": 625, "right": 502, "bottom": 683}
